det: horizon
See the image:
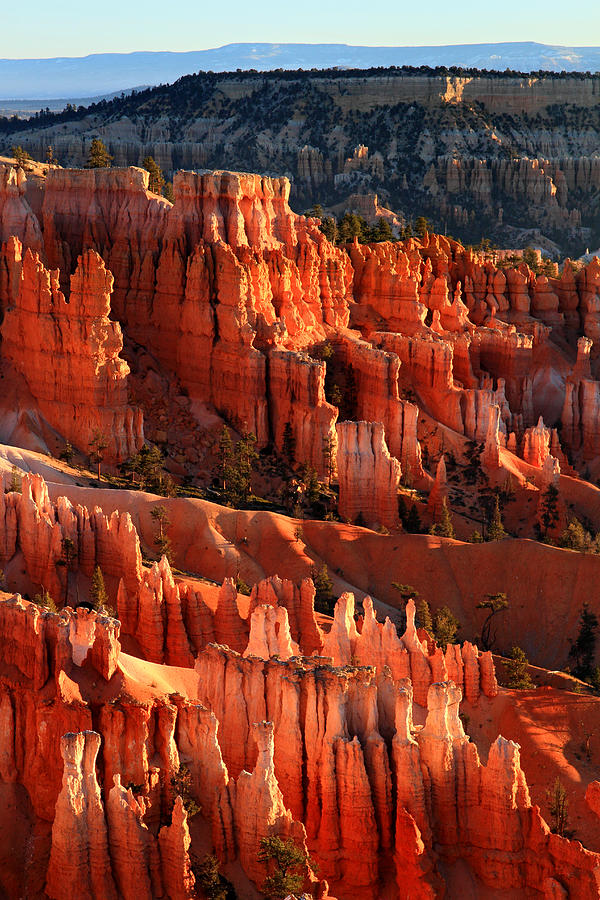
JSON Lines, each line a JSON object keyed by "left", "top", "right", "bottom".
{"left": 3, "top": 39, "right": 600, "bottom": 63}
{"left": 3, "top": 0, "right": 599, "bottom": 59}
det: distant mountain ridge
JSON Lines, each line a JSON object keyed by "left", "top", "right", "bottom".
{"left": 2, "top": 41, "right": 600, "bottom": 99}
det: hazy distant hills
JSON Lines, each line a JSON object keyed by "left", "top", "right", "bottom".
{"left": 2, "top": 41, "right": 600, "bottom": 100}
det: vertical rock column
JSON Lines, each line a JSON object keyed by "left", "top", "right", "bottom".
{"left": 336, "top": 421, "right": 401, "bottom": 529}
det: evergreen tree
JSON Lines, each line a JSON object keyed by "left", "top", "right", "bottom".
{"left": 371, "top": 218, "right": 394, "bottom": 242}
{"left": 90, "top": 565, "right": 108, "bottom": 610}
{"left": 45, "top": 145, "right": 57, "bottom": 165}
{"left": 416, "top": 598, "right": 433, "bottom": 635}
{"left": 33, "top": 588, "right": 58, "bottom": 613}
{"left": 151, "top": 505, "right": 173, "bottom": 563}
{"left": 87, "top": 137, "right": 113, "bottom": 168}
{"left": 568, "top": 602, "right": 598, "bottom": 680}
{"left": 414, "top": 216, "right": 432, "bottom": 239}
{"left": 235, "top": 431, "right": 258, "bottom": 503}
{"left": 476, "top": 592, "right": 509, "bottom": 651}
{"left": 282, "top": 421, "right": 296, "bottom": 463}
{"left": 218, "top": 426, "right": 236, "bottom": 499}
{"left": 192, "top": 855, "right": 230, "bottom": 900}
{"left": 89, "top": 429, "right": 108, "bottom": 480}
{"left": 405, "top": 503, "right": 422, "bottom": 533}
{"left": 433, "top": 606, "right": 461, "bottom": 650}
{"left": 11, "top": 145, "right": 31, "bottom": 168}
{"left": 313, "top": 563, "right": 335, "bottom": 615}
{"left": 322, "top": 434, "right": 335, "bottom": 486}
{"left": 163, "top": 182, "right": 174, "bottom": 203}
{"left": 6, "top": 465, "right": 22, "bottom": 494}
{"left": 303, "top": 466, "right": 321, "bottom": 506}
{"left": 559, "top": 519, "right": 591, "bottom": 551}
{"left": 540, "top": 484, "right": 560, "bottom": 538}
{"left": 59, "top": 441, "right": 75, "bottom": 465}
{"left": 258, "top": 836, "right": 308, "bottom": 900}
{"left": 319, "top": 216, "right": 337, "bottom": 243}
{"left": 487, "top": 496, "right": 507, "bottom": 541}
{"left": 432, "top": 498, "right": 454, "bottom": 538}
{"left": 503, "top": 646, "right": 534, "bottom": 689}
{"left": 142, "top": 155, "right": 165, "bottom": 195}
{"left": 170, "top": 764, "right": 200, "bottom": 818}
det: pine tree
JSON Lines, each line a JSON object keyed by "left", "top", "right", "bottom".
{"left": 487, "top": 496, "right": 507, "bottom": 541}
{"left": 235, "top": 432, "right": 258, "bottom": 503}
{"left": 372, "top": 218, "right": 394, "bottom": 242}
{"left": 415, "top": 216, "right": 432, "bottom": 239}
{"left": 322, "top": 433, "right": 335, "bottom": 485}
{"left": 433, "top": 606, "right": 461, "bottom": 650}
{"left": 90, "top": 565, "right": 108, "bottom": 611}
{"left": 282, "top": 421, "right": 296, "bottom": 463}
{"left": 218, "top": 426, "right": 235, "bottom": 498}
{"left": 89, "top": 429, "right": 108, "bottom": 480}
{"left": 568, "top": 602, "right": 598, "bottom": 680}
{"left": 59, "top": 441, "right": 75, "bottom": 465}
{"left": 11, "top": 145, "right": 31, "bottom": 168}
{"left": 312, "top": 563, "right": 335, "bottom": 615}
{"left": 258, "top": 836, "right": 308, "bottom": 900}
{"left": 503, "top": 646, "right": 534, "bottom": 689}
{"left": 142, "top": 156, "right": 165, "bottom": 195}
{"left": 87, "top": 138, "right": 113, "bottom": 168}
{"left": 416, "top": 598, "right": 433, "bottom": 635}
{"left": 304, "top": 466, "right": 321, "bottom": 506}
{"left": 477, "top": 592, "right": 509, "bottom": 651}
{"left": 6, "top": 465, "right": 22, "bottom": 494}
{"left": 432, "top": 498, "right": 454, "bottom": 538}
{"left": 192, "top": 855, "right": 229, "bottom": 900}
{"left": 151, "top": 505, "right": 173, "bottom": 563}
{"left": 540, "top": 484, "right": 560, "bottom": 538}
{"left": 405, "top": 503, "right": 422, "bottom": 533}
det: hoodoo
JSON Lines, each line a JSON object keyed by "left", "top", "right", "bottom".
{"left": 1, "top": 144, "right": 600, "bottom": 899}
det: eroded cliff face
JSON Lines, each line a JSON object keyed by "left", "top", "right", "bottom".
{"left": 2, "top": 71, "right": 600, "bottom": 252}
{"left": 0, "top": 571, "right": 595, "bottom": 900}
{"left": 2, "top": 164, "right": 600, "bottom": 526}
{"left": 0, "top": 240, "right": 143, "bottom": 462}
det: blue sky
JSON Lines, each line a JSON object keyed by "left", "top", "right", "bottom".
{"left": 4, "top": 0, "right": 600, "bottom": 58}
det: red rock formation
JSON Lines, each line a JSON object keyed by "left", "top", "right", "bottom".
{"left": 336, "top": 421, "right": 401, "bottom": 529}
{"left": 1, "top": 243, "right": 143, "bottom": 462}
{"left": 427, "top": 456, "right": 448, "bottom": 519}
{"left": 45, "top": 731, "right": 118, "bottom": 900}
{"left": 158, "top": 796, "right": 196, "bottom": 900}
{"left": 268, "top": 348, "right": 337, "bottom": 477}
{"left": 244, "top": 604, "right": 298, "bottom": 660}
{"left": 0, "top": 165, "right": 43, "bottom": 254}
{"left": 248, "top": 575, "right": 323, "bottom": 655}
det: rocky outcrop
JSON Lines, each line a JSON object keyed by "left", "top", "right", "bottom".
{"left": 0, "top": 565, "right": 596, "bottom": 899}
{"left": 45, "top": 731, "right": 117, "bottom": 900}
{"left": 336, "top": 421, "right": 401, "bottom": 529}
{"left": 1, "top": 242, "right": 143, "bottom": 462}
{"left": 0, "top": 165, "right": 43, "bottom": 256}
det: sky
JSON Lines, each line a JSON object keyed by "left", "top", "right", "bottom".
{"left": 3, "top": 0, "right": 600, "bottom": 58}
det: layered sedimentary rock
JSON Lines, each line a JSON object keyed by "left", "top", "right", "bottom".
{"left": 3, "top": 164, "right": 600, "bottom": 483}
{"left": 336, "top": 421, "right": 401, "bottom": 529}
{"left": 46, "top": 731, "right": 118, "bottom": 900}
{"left": 0, "top": 164, "right": 43, "bottom": 255}
{"left": 0, "top": 527, "right": 598, "bottom": 899}
{"left": 6, "top": 69, "right": 600, "bottom": 255}
{"left": 1, "top": 242, "right": 143, "bottom": 461}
